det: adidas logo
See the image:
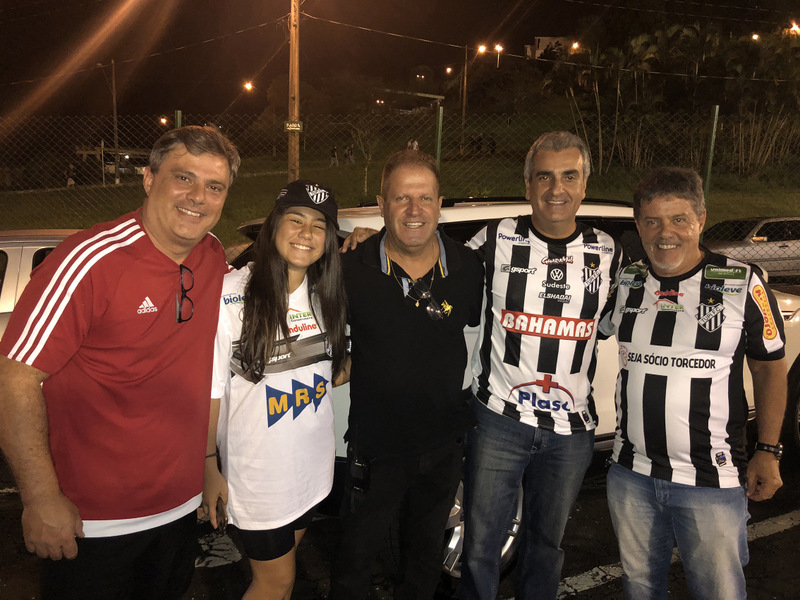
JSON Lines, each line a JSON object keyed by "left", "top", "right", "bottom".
{"left": 137, "top": 297, "right": 158, "bottom": 314}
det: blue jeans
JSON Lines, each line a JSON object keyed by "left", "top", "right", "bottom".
{"left": 607, "top": 462, "right": 749, "bottom": 600}
{"left": 462, "top": 397, "right": 594, "bottom": 600}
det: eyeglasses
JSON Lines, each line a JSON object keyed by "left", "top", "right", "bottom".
{"left": 176, "top": 265, "right": 194, "bottom": 323}
{"left": 410, "top": 277, "right": 444, "bottom": 321}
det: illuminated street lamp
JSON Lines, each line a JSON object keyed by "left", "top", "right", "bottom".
{"left": 243, "top": 81, "right": 253, "bottom": 91}
{"left": 478, "top": 44, "right": 487, "bottom": 54}
{"left": 494, "top": 44, "right": 504, "bottom": 67}
{"left": 791, "top": 22, "right": 800, "bottom": 34}
{"left": 572, "top": 41, "right": 580, "bottom": 51}
{"left": 751, "top": 33, "right": 760, "bottom": 41}
{"left": 446, "top": 67, "right": 453, "bottom": 74}
{"left": 159, "top": 117, "right": 168, "bottom": 126}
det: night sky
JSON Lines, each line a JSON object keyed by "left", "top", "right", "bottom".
{"left": 0, "top": 0, "right": 791, "bottom": 117}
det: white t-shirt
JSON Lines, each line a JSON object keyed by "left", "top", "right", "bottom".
{"left": 211, "top": 266, "right": 335, "bottom": 530}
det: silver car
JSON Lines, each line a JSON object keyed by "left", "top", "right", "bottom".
{"left": 0, "top": 230, "right": 78, "bottom": 340}
{"left": 703, "top": 217, "right": 800, "bottom": 277}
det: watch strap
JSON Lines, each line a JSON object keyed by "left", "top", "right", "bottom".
{"left": 755, "top": 442, "right": 783, "bottom": 458}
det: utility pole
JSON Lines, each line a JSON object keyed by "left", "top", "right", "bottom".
{"left": 287, "top": 0, "right": 300, "bottom": 181}
{"left": 460, "top": 46, "right": 468, "bottom": 155}
{"left": 111, "top": 59, "right": 120, "bottom": 185}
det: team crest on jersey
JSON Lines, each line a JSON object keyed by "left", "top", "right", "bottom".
{"left": 305, "top": 184, "right": 329, "bottom": 204}
{"left": 582, "top": 266, "right": 602, "bottom": 294}
{"left": 696, "top": 299, "right": 725, "bottom": 332}
{"left": 715, "top": 452, "right": 728, "bottom": 467}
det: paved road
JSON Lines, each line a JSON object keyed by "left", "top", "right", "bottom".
{"left": 2, "top": 452, "right": 799, "bottom": 599}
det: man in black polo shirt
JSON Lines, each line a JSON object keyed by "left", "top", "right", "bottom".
{"left": 330, "top": 150, "right": 484, "bottom": 599}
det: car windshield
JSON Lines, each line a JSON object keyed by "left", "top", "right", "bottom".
{"left": 703, "top": 219, "right": 761, "bottom": 241}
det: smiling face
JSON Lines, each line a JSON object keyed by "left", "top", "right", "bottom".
{"left": 275, "top": 206, "right": 327, "bottom": 284}
{"left": 141, "top": 144, "right": 230, "bottom": 263}
{"left": 636, "top": 195, "right": 706, "bottom": 277}
{"left": 377, "top": 164, "right": 442, "bottom": 258}
{"left": 526, "top": 147, "right": 587, "bottom": 239}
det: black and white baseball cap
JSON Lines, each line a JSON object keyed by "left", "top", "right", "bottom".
{"left": 275, "top": 180, "right": 338, "bottom": 228}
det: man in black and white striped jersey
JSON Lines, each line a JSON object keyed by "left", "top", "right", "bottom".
{"left": 461, "top": 131, "right": 624, "bottom": 600}
{"left": 598, "top": 167, "right": 787, "bottom": 600}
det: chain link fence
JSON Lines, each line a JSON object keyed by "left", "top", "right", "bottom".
{"left": 1, "top": 109, "right": 798, "bottom": 284}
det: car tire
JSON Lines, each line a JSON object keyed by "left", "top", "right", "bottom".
{"left": 440, "top": 480, "right": 523, "bottom": 584}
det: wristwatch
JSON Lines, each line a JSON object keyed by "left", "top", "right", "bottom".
{"left": 754, "top": 442, "right": 783, "bottom": 460}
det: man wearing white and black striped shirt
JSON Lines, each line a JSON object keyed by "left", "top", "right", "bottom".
{"left": 598, "top": 167, "right": 787, "bottom": 600}
{"left": 461, "top": 132, "right": 623, "bottom": 600}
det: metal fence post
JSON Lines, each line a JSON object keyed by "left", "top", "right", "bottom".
{"left": 174, "top": 110, "right": 183, "bottom": 129}
{"left": 704, "top": 105, "right": 719, "bottom": 197}
{"left": 435, "top": 105, "right": 444, "bottom": 168}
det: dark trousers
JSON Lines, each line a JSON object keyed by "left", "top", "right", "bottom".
{"left": 330, "top": 438, "right": 463, "bottom": 600}
{"left": 41, "top": 511, "right": 197, "bottom": 600}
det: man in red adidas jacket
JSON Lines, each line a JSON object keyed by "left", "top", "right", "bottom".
{"left": 0, "top": 125, "right": 239, "bottom": 600}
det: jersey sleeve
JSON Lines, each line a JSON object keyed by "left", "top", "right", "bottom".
{"left": 467, "top": 225, "right": 488, "bottom": 253}
{"left": 0, "top": 241, "right": 98, "bottom": 374}
{"left": 210, "top": 299, "right": 234, "bottom": 399}
{"left": 743, "top": 270, "right": 786, "bottom": 360}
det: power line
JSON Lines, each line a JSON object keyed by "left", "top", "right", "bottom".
{"left": 0, "top": 13, "right": 289, "bottom": 88}
{"left": 559, "top": 0, "right": 796, "bottom": 28}
{"left": 534, "top": 54, "right": 799, "bottom": 83}
{"left": 300, "top": 12, "right": 466, "bottom": 51}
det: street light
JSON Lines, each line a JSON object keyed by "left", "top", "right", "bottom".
{"left": 751, "top": 33, "right": 760, "bottom": 41}
{"left": 243, "top": 81, "right": 253, "bottom": 91}
{"left": 791, "top": 22, "right": 800, "bottom": 34}
{"left": 572, "top": 42, "right": 580, "bottom": 51}
{"left": 446, "top": 67, "right": 453, "bottom": 74}
{"left": 159, "top": 117, "right": 168, "bottom": 126}
{"left": 494, "top": 43, "right": 504, "bottom": 67}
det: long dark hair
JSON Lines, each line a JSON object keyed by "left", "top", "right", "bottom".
{"left": 238, "top": 207, "right": 347, "bottom": 381}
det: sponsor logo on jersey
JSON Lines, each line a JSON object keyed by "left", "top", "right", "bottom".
{"left": 289, "top": 309, "right": 314, "bottom": 322}
{"left": 541, "top": 281, "right": 571, "bottom": 290}
{"left": 704, "top": 283, "right": 744, "bottom": 295}
{"left": 715, "top": 451, "right": 728, "bottom": 467}
{"left": 542, "top": 256, "right": 574, "bottom": 265}
{"left": 501, "top": 264, "right": 537, "bottom": 275}
{"left": 752, "top": 284, "right": 778, "bottom": 340}
{"left": 267, "top": 351, "right": 292, "bottom": 364}
{"left": 538, "top": 291, "right": 572, "bottom": 303}
{"left": 623, "top": 263, "right": 649, "bottom": 277}
{"left": 704, "top": 265, "right": 747, "bottom": 280}
{"left": 583, "top": 243, "right": 614, "bottom": 254}
{"left": 289, "top": 321, "right": 319, "bottom": 335}
{"left": 550, "top": 268, "right": 565, "bottom": 281}
{"left": 501, "top": 311, "right": 595, "bottom": 340}
{"left": 137, "top": 296, "right": 158, "bottom": 314}
{"left": 654, "top": 289, "right": 683, "bottom": 298}
{"left": 696, "top": 299, "right": 725, "bottom": 332}
{"left": 619, "top": 279, "right": 643, "bottom": 289}
{"left": 622, "top": 349, "right": 717, "bottom": 369}
{"left": 656, "top": 301, "right": 684, "bottom": 312}
{"left": 265, "top": 373, "right": 329, "bottom": 427}
{"left": 619, "top": 306, "right": 648, "bottom": 314}
{"left": 507, "top": 373, "right": 576, "bottom": 411}
{"left": 498, "top": 232, "right": 531, "bottom": 245}
{"left": 222, "top": 293, "right": 244, "bottom": 305}
{"left": 582, "top": 266, "right": 602, "bottom": 294}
